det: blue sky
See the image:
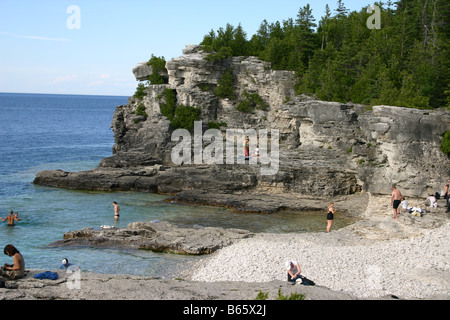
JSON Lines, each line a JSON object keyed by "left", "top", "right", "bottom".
{"left": 0, "top": 0, "right": 372, "bottom": 96}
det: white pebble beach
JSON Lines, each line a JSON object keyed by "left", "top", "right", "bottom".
{"left": 190, "top": 195, "right": 450, "bottom": 299}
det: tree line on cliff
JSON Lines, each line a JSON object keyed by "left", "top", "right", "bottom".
{"left": 200, "top": 0, "right": 449, "bottom": 110}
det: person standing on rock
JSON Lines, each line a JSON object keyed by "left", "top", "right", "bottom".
{"left": 390, "top": 184, "right": 403, "bottom": 220}
{"left": 244, "top": 137, "right": 250, "bottom": 160}
{"left": 327, "top": 202, "right": 336, "bottom": 232}
{"left": 112, "top": 201, "right": 120, "bottom": 219}
{"left": 444, "top": 180, "right": 449, "bottom": 210}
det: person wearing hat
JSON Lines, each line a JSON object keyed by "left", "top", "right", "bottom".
{"left": 286, "top": 260, "right": 301, "bottom": 284}
{"left": 59, "top": 258, "right": 79, "bottom": 271}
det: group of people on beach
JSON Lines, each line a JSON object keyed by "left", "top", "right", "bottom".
{"left": 289, "top": 180, "right": 449, "bottom": 285}
{"left": 390, "top": 180, "right": 449, "bottom": 220}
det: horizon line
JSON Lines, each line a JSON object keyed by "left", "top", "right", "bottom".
{"left": 0, "top": 91, "right": 130, "bottom": 98}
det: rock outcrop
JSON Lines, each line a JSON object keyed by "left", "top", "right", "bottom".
{"left": 49, "top": 221, "right": 253, "bottom": 255}
{"left": 34, "top": 44, "right": 450, "bottom": 204}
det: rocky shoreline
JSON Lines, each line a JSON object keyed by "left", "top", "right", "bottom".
{"left": 1, "top": 193, "right": 448, "bottom": 300}
{"left": 49, "top": 220, "right": 253, "bottom": 255}
{"left": 22, "top": 45, "right": 449, "bottom": 301}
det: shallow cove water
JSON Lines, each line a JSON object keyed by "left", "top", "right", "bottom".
{"left": 0, "top": 93, "right": 355, "bottom": 278}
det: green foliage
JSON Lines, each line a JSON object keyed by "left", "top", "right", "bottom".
{"left": 159, "top": 88, "right": 200, "bottom": 130}
{"left": 276, "top": 289, "right": 305, "bottom": 300}
{"left": 198, "top": 83, "right": 215, "bottom": 92}
{"left": 441, "top": 131, "right": 450, "bottom": 157}
{"left": 204, "top": 46, "right": 233, "bottom": 62}
{"left": 213, "top": 67, "right": 236, "bottom": 100}
{"left": 160, "top": 89, "right": 177, "bottom": 120}
{"left": 171, "top": 105, "right": 201, "bottom": 130}
{"left": 255, "top": 291, "right": 269, "bottom": 300}
{"left": 199, "top": 1, "right": 449, "bottom": 109}
{"left": 133, "top": 83, "right": 148, "bottom": 100}
{"left": 237, "top": 90, "right": 269, "bottom": 113}
{"left": 135, "top": 103, "right": 148, "bottom": 118}
{"left": 146, "top": 55, "right": 168, "bottom": 85}
{"left": 207, "top": 121, "right": 227, "bottom": 129}
{"left": 201, "top": 23, "right": 251, "bottom": 59}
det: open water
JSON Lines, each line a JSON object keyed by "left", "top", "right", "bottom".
{"left": 0, "top": 93, "right": 354, "bottom": 278}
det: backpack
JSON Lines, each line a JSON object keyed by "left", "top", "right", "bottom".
{"left": 299, "top": 275, "right": 315, "bottom": 286}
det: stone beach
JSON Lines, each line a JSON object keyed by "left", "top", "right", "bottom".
{"left": 1, "top": 193, "right": 448, "bottom": 300}
{"left": 189, "top": 195, "right": 450, "bottom": 299}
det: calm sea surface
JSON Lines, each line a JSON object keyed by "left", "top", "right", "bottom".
{"left": 0, "top": 92, "right": 353, "bottom": 278}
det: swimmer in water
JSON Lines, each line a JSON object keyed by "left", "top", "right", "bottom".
{"left": 0, "top": 211, "right": 22, "bottom": 226}
{"left": 112, "top": 201, "right": 120, "bottom": 219}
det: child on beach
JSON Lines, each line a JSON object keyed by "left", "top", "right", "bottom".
{"left": 327, "top": 202, "right": 336, "bottom": 233}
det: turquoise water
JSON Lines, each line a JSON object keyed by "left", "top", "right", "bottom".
{"left": 0, "top": 93, "right": 353, "bottom": 278}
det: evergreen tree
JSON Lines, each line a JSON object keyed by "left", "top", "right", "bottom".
{"left": 199, "top": 0, "right": 449, "bottom": 109}
{"left": 335, "top": 0, "right": 349, "bottom": 17}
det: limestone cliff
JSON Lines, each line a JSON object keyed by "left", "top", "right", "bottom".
{"left": 34, "top": 45, "right": 450, "bottom": 201}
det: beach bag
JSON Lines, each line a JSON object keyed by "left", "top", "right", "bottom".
{"left": 299, "top": 275, "right": 315, "bottom": 286}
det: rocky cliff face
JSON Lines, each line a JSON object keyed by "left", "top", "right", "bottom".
{"left": 35, "top": 45, "right": 449, "bottom": 199}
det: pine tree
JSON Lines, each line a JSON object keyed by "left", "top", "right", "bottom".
{"left": 335, "top": 0, "right": 349, "bottom": 17}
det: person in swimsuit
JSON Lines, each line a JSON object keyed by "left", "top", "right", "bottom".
{"left": 0, "top": 244, "right": 25, "bottom": 280}
{"left": 112, "top": 201, "right": 120, "bottom": 219}
{"left": 391, "top": 184, "right": 403, "bottom": 220}
{"left": 327, "top": 202, "right": 336, "bottom": 233}
{"left": 244, "top": 138, "right": 250, "bottom": 160}
{"left": 0, "top": 211, "right": 22, "bottom": 226}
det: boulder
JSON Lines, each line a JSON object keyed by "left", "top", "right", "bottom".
{"left": 132, "top": 62, "right": 169, "bottom": 82}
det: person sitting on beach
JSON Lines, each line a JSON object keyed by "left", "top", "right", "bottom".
{"left": 400, "top": 197, "right": 408, "bottom": 213}
{"left": 426, "top": 195, "right": 437, "bottom": 208}
{"left": 251, "top": 146, "right": 260, "bottom": 158}
{"left": 286, "top": 260, "right": 301, "bottom": 284}
{"left": 0, "top": 210, "right": 22, "bottom": 226}
{"left": 0, "top": 244, "right": 25, "bottom": 280}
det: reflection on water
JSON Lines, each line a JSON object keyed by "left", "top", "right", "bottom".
{"left": 163, "top": 202, "right": 356, "bottom": 234}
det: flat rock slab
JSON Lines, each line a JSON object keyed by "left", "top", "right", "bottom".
{"left": 0, "top": 269, "right": 363, "bottom": 301}
{"left": 49, "top": 221, "right": 253, "bottom": 255}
